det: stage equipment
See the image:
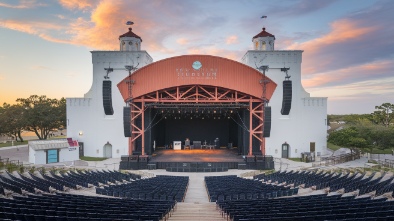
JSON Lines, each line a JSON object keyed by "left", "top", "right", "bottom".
{"left": 263, "top": 106, "right": 271, "bottom": 137}
{"left": 123, "top": 106, "right": 131, "bottom": 137}
{"left": 280, "top": 67, "right": 292, "bottom": 115}
{"left": 281, "top": 80, "right": 292, "bottom": 115}
{"left": 102, "top": 80, "right": 114, "bottom": 115}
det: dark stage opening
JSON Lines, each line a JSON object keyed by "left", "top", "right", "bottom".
{"left": 143, "top": 106, "right": 251, "bottom": 155}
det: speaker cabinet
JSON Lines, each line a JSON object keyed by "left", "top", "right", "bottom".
{"left": 281, "top": 80, "right": 292, "bottom": 115}
{"left": 103, "top": 80, "right": 114, "bottom": 115}
{"left": 263, "top": 106, "right": 271, "bottom": 137}
{"left": 123, "top": 106, "right": 131, "bottom": 137}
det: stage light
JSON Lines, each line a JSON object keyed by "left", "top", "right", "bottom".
{"left": 164, "top": 116, "right": 167, "bottom": 119}
{"left": 214, "top": 110, "right": 216, "bottom": 113}
{"left": 161, "top": 110, "right": 164, "bottom": 113}
{"left": 230, "top": 110, "right": 233, "bottom": 113}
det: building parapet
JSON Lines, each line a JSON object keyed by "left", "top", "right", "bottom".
{"left": 302, "top": 97, "right": 327, "bottom": 107}
{"left": 67, "top": 98, "right": 92, "bottom": 107}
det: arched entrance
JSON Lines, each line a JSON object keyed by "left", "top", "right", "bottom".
{"left": 103, "top": 142, "right": 112, "bottom": 158}
{"left": 117, "top": 55, "right": 277, "bottom": 156}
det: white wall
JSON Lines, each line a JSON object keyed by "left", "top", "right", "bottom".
{"left": 28, "top": 147, "right": 46, "bottom": 164}
{"left": 67, "top": 51, "right": 153, "bottom": 158}
{"left": 242, "top": 50, "right": 327, "bottom": 158}
{"left": 59, "top": 148, "right": 79, "bottom": 162}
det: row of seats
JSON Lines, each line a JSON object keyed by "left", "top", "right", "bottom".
{"left": 0, "top": 170, "right": 141, "bottom": 194}
{"left": 254, "top": 170, "right": 394, "bottom": 197}
{"left": 0, "top": 192, "right": 176, "bottom": 221}
{"left": 205, "top": 175, "right": 294, "bottom": 202}
{"left": 96, "top": 175, "right": 189, "bottom": 202}
{"left": 217, "top": 194, "right": 394, "bottom": 221}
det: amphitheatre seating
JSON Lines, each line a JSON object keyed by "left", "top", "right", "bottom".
{"left": 255, "top": 170, "right": 394, "bottom": 196}
{"left": 0, "top": 193, "right": 175, "bottom": 221}
{"left": 96, "top": 175, "right": 189, "bottom": 202}
{"left": 205, "top": 175, "right": 294, "bottom": 202}
{"left": 0, "top": 170, "right": 140, "bottom": 194}
{"left": 217, "top": 194, "right": 394, "bottom": 221}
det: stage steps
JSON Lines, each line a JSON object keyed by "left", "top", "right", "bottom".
{"left": 168, "top": 202, "right": 225, "bottom": 221}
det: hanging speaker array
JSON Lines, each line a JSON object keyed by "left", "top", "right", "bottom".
{"left": 281, "top": 80, "right": 292, "bottom": 115}
{"left": 123, "top": 106, "right": 131, "bottom": 137}
{"left": 263, "top": 106, "right": 271, "bottom": 137}
{"left": 102, "top": 80, "right": 114, "bottom": 115}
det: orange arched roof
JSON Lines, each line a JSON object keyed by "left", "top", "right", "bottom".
{"left": 117, "top": 55, "right": 276, "bottom": 101}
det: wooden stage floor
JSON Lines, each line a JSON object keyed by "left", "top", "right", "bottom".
{"left": 150, "top": 148, "right": 244, "bottom": 163}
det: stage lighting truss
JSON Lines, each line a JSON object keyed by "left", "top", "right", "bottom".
{"left": 145, "top": 103, "right": 248, "bottom": 120}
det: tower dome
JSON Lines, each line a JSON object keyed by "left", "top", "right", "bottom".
{"left": 252, "top": 27, "right": 275, "bottom": 51}
{"left": 119, "top": 27, "right": 142, "bottom": 51}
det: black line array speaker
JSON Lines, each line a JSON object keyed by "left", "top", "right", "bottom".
{"left": 123, "top": 106, "right": 131, "bottom": 137}
{"left": 281, "top": 80, "right": 292, "bottom": 115}
{"left": 103, "top": 80, "right": 114, "bottom": 115}
{"left": 263, "top": 106, "right": 271, "bottom": 137}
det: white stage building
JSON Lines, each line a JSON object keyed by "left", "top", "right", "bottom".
{"left": 66, "top": 25, "right": 327, "bottom": 159}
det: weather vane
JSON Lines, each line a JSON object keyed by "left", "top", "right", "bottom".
{"left": 261, "top": 15, "right": 267, "bottom": 28}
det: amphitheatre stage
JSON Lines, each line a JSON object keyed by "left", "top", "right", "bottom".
{"left": 149, "top": 149, "right": 244, "bottom": 163}
{"left": 120, "top": 148, "right": 274, "bottom": 171}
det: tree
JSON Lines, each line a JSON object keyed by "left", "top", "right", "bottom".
{"left": 328, "top": 127, "right": 367, "bottom": 154}
{"left": 373, "top": 103, "right": 394, "bottom": 127}
{"left": 0, "top": 103, "right": 26, "bottom": 142}
{"left": 16, "top": 95, "right": 66, "bottom": 140}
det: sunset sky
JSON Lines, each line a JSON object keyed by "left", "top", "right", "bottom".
{"left": 0, "top": 0, "right": 393, "bottom": 114}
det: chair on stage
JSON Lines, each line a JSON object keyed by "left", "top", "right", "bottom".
{"left": 193, "top": 141, "right": 201, "bottom": 149}
{"left": 184, "top": 140, "right": 191, "bottom": 150}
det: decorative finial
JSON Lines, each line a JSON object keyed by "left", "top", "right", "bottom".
{"left": 126, "top": 21, "right": 134, "bottom": 31}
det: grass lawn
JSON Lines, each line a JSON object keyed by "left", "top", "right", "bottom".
{"left": 327, "top": 142, "right": 342, "bottom": 151}
{"left": 0, "top": 141, "right": 28, "bottom": 148}
{"left": 288, "top": 158, "right": 302, "bottom": 162}
{"left": 369, "top": 149, "right": 393, "bottom": 154}
{"left": 80, "top": 156, "right": 108, "bottom": 161}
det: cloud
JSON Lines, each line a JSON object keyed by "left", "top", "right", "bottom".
{"left": 226, "top": 35, "right": 238, "bottom": 45}
{"left": 0, "top": 19, "right": 63, "bottom": 35}
{"left": 187, "top": 47, "right": 244, "bottom": 61}
{"left": 176, "top": 38, "right": 189, "bottom": 45}
{"left": 0, "top": 0, "right": 46, "bottom": 9}
{"left": 30, "top": 65, "right": 54, "bottom": 71}
{"left": 303, "top": 59, "right": 394, "bottom": 88}
{"left": 58, "top": 0, "right": 96, "bottom": 10}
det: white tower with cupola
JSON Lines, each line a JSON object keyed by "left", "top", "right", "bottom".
{"left": 119, "top": 28, "right": 142, "bottom": 51}
{"left": 242, "top": 26, "right": 328, "bottom": 159}
{"left": 252, "top": 27, "right": 275, "bottom": 51}
{"left": 67, "top": 23, "right": 152, "bottom": 159}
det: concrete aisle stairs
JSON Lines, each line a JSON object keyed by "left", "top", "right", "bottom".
{"left": 168, "top": 173, "right": 226, "bottom": 221}
{"left": 168, "top": 202, "right": 225, "bottom": 221}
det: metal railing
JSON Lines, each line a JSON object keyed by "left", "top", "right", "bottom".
{"left": 312, "top": 151, "right": 361, "bottom": 167}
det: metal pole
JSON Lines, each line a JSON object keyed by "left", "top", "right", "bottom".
{"left": 249, "top": 99, "right": 253, "bottom": 156}
{"left": 141, "top": 100, "right": 145, "bottom": 156}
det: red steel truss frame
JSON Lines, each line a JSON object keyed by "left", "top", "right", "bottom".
{"left": 128, "top": 85, "right": 266, "bottom": 156}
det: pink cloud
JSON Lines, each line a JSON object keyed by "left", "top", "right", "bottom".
{"left": 176, "top": 38, "right": 189, "bottom": 45}
{"left": 226, "top": 35, "right": 239, "bottom": 45}
{"left": 287, "top": 19, "right": 378, "bottom": 75}
{"left": 0, "top": 0, "right": 46, "bottom": 9}
{"left": 0, "top": 19, "right": 63, "bottom": 35}
{"left": 303, "top": 59, "right": 394, "bottom": 88}
{"left": 58, "top": 0, "right": 96, "bottom": 10}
